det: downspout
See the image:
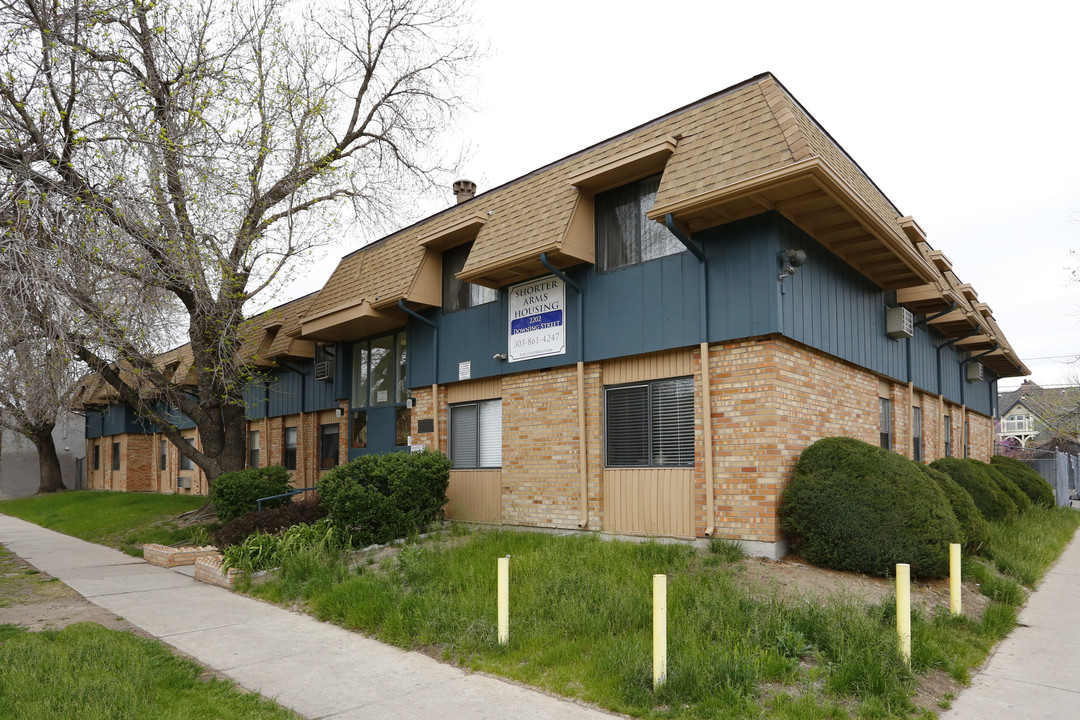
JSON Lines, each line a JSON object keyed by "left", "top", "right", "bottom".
{"left": 539, "top": 253, "right": 589, "bottom": 528}
{"left": 666, "top": 214, "right": 715, "bottom": 537}
{"left": 398, "top": 299, "right": 440, "bottom": 452}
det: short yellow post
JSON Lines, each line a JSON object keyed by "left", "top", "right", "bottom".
{"left": 497, "top": 556, "right": 509, "bottom": 645}
{"left": 653, "top": 574, "right": 667, "bottom": 689}
{"left": 949, "top": 543, "right": 962, "bottom": 616}
{"left": 896, "top": 563, "right": 911, "bottom": 666}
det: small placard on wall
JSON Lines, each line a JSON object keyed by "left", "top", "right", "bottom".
{"left": 458, "top": 361, "right": 471, "bottom": 380}
{"left": 417, "top": 418, "right": 434, "bottom": 434}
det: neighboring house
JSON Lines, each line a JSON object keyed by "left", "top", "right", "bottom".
{"left": 996, "top": 380, "right": 1080, "bottom": 449}
{"left": 78, "top": 73, "right": 1028, "bottom": 559}
{"left": 0, "top": 413, "right": 85, "bottom": 500}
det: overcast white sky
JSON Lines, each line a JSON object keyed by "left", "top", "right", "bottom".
{"left": 285, "top": 0, "right": 1080, "bottom": 392}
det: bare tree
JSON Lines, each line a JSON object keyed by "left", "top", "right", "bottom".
{"left": 0, "top": 0, "right": 475, "bottom": 484}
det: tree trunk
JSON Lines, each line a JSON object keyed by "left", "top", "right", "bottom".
{"left": 30, "top": 423, "right": 66, "bottom": 494}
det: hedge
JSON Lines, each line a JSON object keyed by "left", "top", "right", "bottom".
{"left": 984, "top": 463, "right": 1030, "bottom": 513}
{"left": 317, "top": 449, "right": 451, "bottom": 547}
{"left": 213, "top": 498, "right": 326, "bottom": 547}
{"left": 780, "top": 437, "right": 962, "bottom": 578}
{"left": 990, "top": 455, "right": 1056, "bottom": 506}
{"left": 929, "top": 458, "right": 1017, "bottom": 522}
{"left": 209, "top": 465, "right": 293, "bottom": 522}
{"left": 918, "top": 465, "right": 989, "bottom": 555}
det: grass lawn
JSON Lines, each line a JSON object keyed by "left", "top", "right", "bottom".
{"left": 0, "top": 490, "right": 211, "bottom": 556}
{"left": 0, "top": 622, "right": 300, "bottom": 720}
{"left": 240, "top": 505, "right": 1079, "bottom": 720}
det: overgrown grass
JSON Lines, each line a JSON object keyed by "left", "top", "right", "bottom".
{"left": 980, "top": 504, "right": 1080, "bottom": 588}
{"left": 0, "top": 623, "right": 299, "bottom": 720}
{"left": 0, "top": 491, "right": 210, "bottom": 556}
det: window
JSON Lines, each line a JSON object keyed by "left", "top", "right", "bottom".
{"left": 248, "top": 430, "right": 260, "bottom": 468}
{"left": 964, "top": 421, "right": 970, "bottom": 459}
{"left": 93, "top": 444, "right": 100, "bottom": 471}
{"left": 912, "top": 407, "right": 923, "bottom": 462}
{"left": 160, "top": 440, "right": 167, "bottom": 471}
{"left": 396, "top": 406, "right": 411, "bottom": 447}
{"left": 111, "top": 441, "right": 121, "bottom": 470}
{"left": 320, "top": 424, "right": 339, "bottom": 469}
{"left": 879, "top": 398, "right": 892, "bottom": 450}
{"left": 605, "top": 377, "right": 694, "bottom": 467}
{"left": 179, "top": 444, "right": 194, "bottom": 472}
{"left": 943, "top": 415, "right": 952, "bottom": 458}
{"left": 350, "top": 411, "right": 367, "bottom": 449}
{"left": 283, "top": 427, "right": 297, "bottom": 470}
{"left": 443, "top": 242, "right": 498, "bottom": 312}
{"left": 595, "top": 173, "right": 683, "bottom": 273}
{"left": 449, "top": 399, "right": 502, "bottom": 468}
{"left": 352, "top": 331, "right": 407, "bottom": 408}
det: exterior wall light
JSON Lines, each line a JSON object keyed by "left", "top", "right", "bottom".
{"left": 777, "top": 249, "right": 807, "bottom": 281}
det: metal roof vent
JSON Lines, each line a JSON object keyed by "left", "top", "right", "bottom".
{"left": 453, "top": 179, "right": 476, "bottom": 204}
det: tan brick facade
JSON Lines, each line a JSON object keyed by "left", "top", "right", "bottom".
{"left": 407, "top": 334, "right": 996, "bottom": 557}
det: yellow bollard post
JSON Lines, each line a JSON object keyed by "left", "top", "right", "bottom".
{"left": 896, "top": 563, "right": 911, "bottom": 666}
{"left": 949, "top": 543, "right": 962, "bottom": 616}
{"left": 498, "top": 556, "right": 509, "bottom": 646}
{"left": 653, "top": 574, "right": 667, "bottom": 689}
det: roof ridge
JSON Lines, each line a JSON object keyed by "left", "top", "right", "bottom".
{"left": 758, "top": 76, "right": 812, "bottom": 162}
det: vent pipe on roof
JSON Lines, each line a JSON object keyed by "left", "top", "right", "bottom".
{"left": 453, "top": 179, "right": 476, "bottom": 204}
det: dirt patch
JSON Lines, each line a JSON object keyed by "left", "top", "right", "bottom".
{"left": 734, "top": 554, "right": 991, "bottom": 620}
{"left": 0, "top": 550, "right": 151, "bottom": 636}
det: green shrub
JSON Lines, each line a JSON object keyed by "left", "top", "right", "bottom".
{"left": 990, "top": 455, "right": 1056, "bottom": 506}
{"left": 209, "top": 465, "right": 293, "bottom": 522}
{"left": 917, "top": 465, "right": 989, "bottom": 554}
{"left": 984, "top": 463, "right": 1030, "bottom": 513}
{"left": 317, "top": 450, "right": 451, "bottom": 547}
{"left": 930, "top": 458, "right": 1017, "bottom": 522}
{"left": 779, "top": 437, "right": 962, "bottom": 578}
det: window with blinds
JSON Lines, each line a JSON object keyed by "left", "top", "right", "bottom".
{"left": 912, "top": 406, "right": 922, "bottom": 462}
{"left": 943, "top": 415, "right": 952, "bottom": 458}
{"left": 449, "top": 399, "right": 502, "bottom": 469}
{"left": 879, "top": 397, "right": 892, "bottom": 451}
{"left": 605, "top": 377, "right": 694, "bottom": 468}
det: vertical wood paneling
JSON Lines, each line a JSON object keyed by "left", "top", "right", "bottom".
{"left": 447, "top": 377, "right": 502, "bottom": 403}
{"left": 602, "top": 348, "right": 693, "bottom": 384}
{"left": 445, "top": 469, "right": 501, "bottom": 523}
{"left": 602, "top": 468, "right": 693, "bottom": 538}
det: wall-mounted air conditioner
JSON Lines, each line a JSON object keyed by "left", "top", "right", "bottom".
{"left": 314, "top": 361, "right": 334, "bottom": 382}
{"left": 966, "top": 362, "right": 984, "bottom": 382}
{"left": 886, "top": 306, "right": 914, "bottom": 339}
{"left": 178, "top": 476, "right": 191, "bottom": 489}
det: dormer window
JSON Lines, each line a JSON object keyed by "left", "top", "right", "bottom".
{"left": 443, "top": 241, "right": 498, "bottom": 312}
{"left": 595, "top": 173, "right": 683, "bottom": 273}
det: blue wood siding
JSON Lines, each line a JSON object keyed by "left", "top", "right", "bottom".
{"left": 775, "top": 215, "right": 996, "bottom": 413}
{"left": 85, "top": 411, "right": 103, "bottom": 438}
{"left": 243, "top": 381, "right": 267, "bottom": 420}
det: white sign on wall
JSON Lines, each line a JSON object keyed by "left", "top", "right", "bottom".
{"left": 508, "top": 275, "right": 566, "bottom": 363}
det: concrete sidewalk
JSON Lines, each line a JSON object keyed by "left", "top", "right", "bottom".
{"left": 941, "top": 523, "right": 1080, "bottom": 720}
{"left": 0, "top": 514, "right": 618, "bottom": 720}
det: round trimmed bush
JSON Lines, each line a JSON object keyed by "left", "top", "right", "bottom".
{"left": 780, "top": 437, "right": 962, "bottom": 578}
{"left": 984, "top": 463, "right": 1030, "bottom": 513}
{"left": 209, "top": 465, "right": 293, "bottom": 522}
{"left": 991, "top": 455, "right": 1056, "bottom": 506}
{"left": 318, "top": 449, "right": 451, "bottom": 547}
{"left": 929, "top": 458, "right": 1017, "bottom": 522}
{"left": 917, "top": 465, "right": 989, "bottom": 554}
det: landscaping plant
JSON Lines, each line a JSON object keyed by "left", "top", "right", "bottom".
{"left": 317, "top": 450, "right": 451, "bottom": 546}
{"left": 209, "top": 466, "right": 293, "bottom": 523}
{"left": 990, "top": 455, "right": 1056, "bottom": 506}
{"left": 779, "top": 437, "right": 962, "bottom": 577}
{"left": 918, "top": 465, "right": 990, "bottom": 554}
{"left": 930, "top": 458, "right": 1017, "bottom": 522}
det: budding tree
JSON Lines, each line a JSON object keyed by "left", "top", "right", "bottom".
{"left": 0, "top": 0, "right": 475, "bottom": 483}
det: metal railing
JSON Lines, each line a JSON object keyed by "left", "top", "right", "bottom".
{"left": 256, "top": 487, "right": 317, "bottom": 511}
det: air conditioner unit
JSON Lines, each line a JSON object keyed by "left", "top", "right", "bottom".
{"left": 886, "top": 306, "right": 914, "bottom": 339}
{"left": 314, "top": 361, "right": 334, "bottom": 382}
{"left": 178, "top": 476, "right": 191, "bottom": 489}
{"left": 966, "top": 362, "right": 984, "bottom": 382}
